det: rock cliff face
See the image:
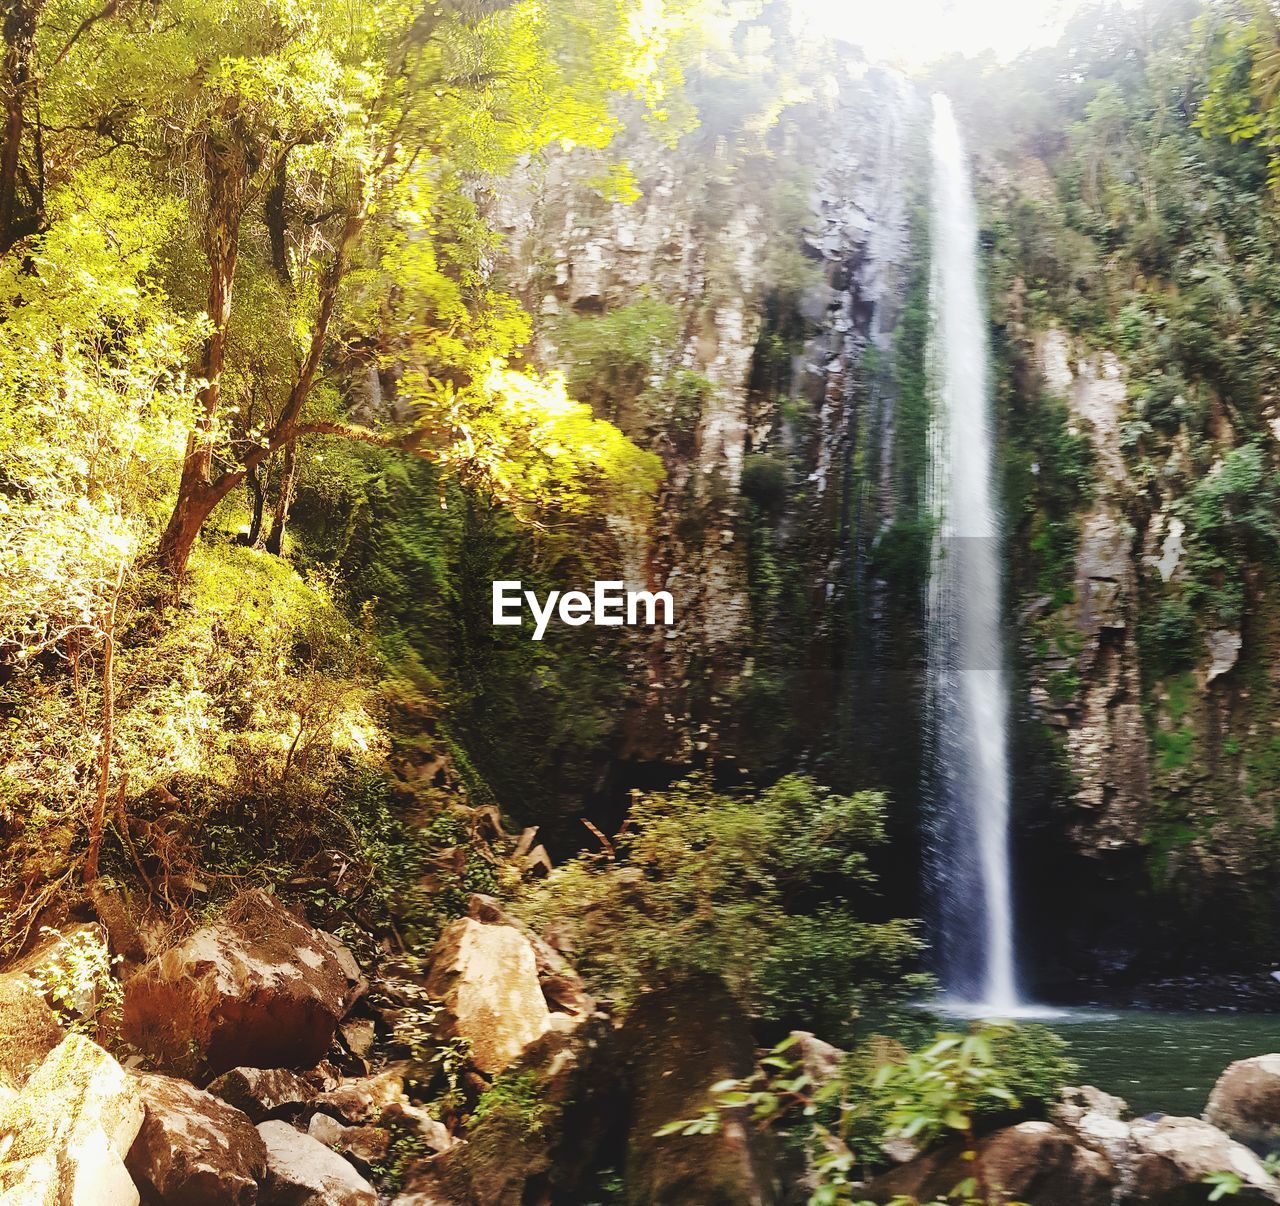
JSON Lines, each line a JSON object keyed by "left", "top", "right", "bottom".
{"left": 1032, "top": 329, "right": 1150, "bottom": 851}
{"left": 989, "top": 172, "right": 1280, "bottom": 987}
{"left": 490, "top": 123, "right": 765, "bottom": 764}
{"left": 493, "top": 63, "right": 923, "bottom": 787}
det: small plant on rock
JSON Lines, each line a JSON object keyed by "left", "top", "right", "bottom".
{"left": 26, "top": 926, "right": 122, "bottom": 1036}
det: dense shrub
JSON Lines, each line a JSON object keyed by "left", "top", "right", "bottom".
{"left": 517, "top": 775, "right": 924, "bottom": 1024}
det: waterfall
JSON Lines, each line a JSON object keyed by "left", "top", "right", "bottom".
{"left": 924, "top": 94, "right": 1020, "bottom": 1013}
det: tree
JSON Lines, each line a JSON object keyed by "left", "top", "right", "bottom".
{"left": 0, "top": 0, "right": 712, "bottom": 581}
{"left": 1195, "top": 0, "right": 1280, "bottom": 187}
{"left": 131, "top": 0, "right": 702, "bottom": 578}
{"left": 0, "top": 0, "right": 127, "bottom": 253}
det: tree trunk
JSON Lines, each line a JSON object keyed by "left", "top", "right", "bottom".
{"left": 84, "top": 562, "right": 124, "bottom": 885}
{"left": 244, "top": 458, "right": 267, "bottom": 546}
{"left": 264, "top": 149, "right": 290, "bottom": 285}
{"left": 157, "top": 185, "right": 367, "bottom": 581}
{"left": 264, "top": 437, "right": 297, "bottom": 554}
{"left": 0, "top": 0, "right": 42, "bottom": 255}
{"left": 155, "top": 129, "right": 248, "bottom": 578}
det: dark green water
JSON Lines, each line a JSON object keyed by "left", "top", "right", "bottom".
{"left": 1052, "top": 1010, "right": 1280, "bottom": 1117}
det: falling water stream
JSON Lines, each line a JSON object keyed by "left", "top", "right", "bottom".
{"left": 924, "top": 95, "right": 1020, "bottom": 1014}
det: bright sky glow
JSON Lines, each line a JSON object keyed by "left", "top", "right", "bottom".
{"left": 790, "top": 0, "right": 1090, "bottom": 66}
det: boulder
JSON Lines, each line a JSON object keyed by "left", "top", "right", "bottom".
{"left": 786, "top": 1031, "right": 843, "bottom": 1085}
{"left": 305, "top": 1112, "right": 347, "bottom": 1146}
{"left": 1054, "top": 1084, "right": 1133, "bottom": 1171}
{"left": 390, "top": 1160, "right": 465, "bottom": 1206}
{"left": 428, "top": 1015, "right": 622, "bottom": 1205}
{"left": 863, "top": 1122, "right": 1113, "bottom": 1206}
{"left": 125, "top": 1072, "right": 267, "bottom": 1205}
{"left": 304, "top": 1115, "right": 390, "bottom": 1172}
{"left": 0, "top": 1034, "right": 145, "bottom": 1205}
{"left": 330, "top": 1125, "right": 389, "bottom": 1172}
{"left": 0, "top": 974, "right": 63, "bottom": 1091}
{"left": 378, "top": 1100, "right": 455, "bottom": 1154}
{"left": 424, "top": 917, "right": 551, "bottom": 1075}
{"left": 1129, "top": 1115, "right": 1280, "bottom": 1204}
{"left": 208, "top": 1067, "right": 316, "bottom": 1123}
{"left": 1206, "top": 1055, "right": 1280, "bottom": 1151}
{"left": 340, "top": 1019, "right": 376, "bottom": 1060}
{"left": 122, "top": 889, "right": 362, "bottom": 1075}
{"left": 622, "top": 977, "right": 778, "bottom": 1206}
{"left": 257, "top": 1120, "right": 377, "bottom": 1205}
{"left": 313, "top": 1064, "right": 408, "bottom": 1124}
{"left": 1056, "top": 1084, "right": 1128, "bottom": 1129}
{"left": 467, "top": 895, "right": 596, "bottom": 1020}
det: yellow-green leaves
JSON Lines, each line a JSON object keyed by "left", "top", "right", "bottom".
{"left": 0, "top": 167, "right": 202, "bottom": 652}
{"left": 403, "top": 360, "right": 663, "bottom": 522}
{"left": 1193, "top": 3, "right": 1280, "bottom": 189}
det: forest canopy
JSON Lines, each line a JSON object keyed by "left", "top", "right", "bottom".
{"left": 0, "top": 0, "right": 707, "bottom": 613}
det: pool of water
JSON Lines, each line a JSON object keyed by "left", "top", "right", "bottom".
{"left": 935, "top": 1003, "right": 1280, "bottom": 1117}
{"left": 1049, "top": 1009, "right": 1280, "bottom": 1117}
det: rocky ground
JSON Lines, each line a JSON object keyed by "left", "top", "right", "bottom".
{"left": 1, "top": 881, "right": 1279, "bottom": 1204}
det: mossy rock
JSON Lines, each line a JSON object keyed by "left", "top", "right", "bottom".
{"left": 0, "top": 973, "right": 63, "bottom": 1092}
{"left": 621, "top": 975, "right": 778, "bottom": 1206}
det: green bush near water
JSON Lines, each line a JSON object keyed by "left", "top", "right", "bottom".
{"left": 516, "top": 774, "right": 925, "bottom": 1028}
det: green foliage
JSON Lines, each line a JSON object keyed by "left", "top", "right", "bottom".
{"left": 981, "top": 1024, "right": 1078, "bottom": 1113}
{"left": 894, "top": 209, "right": 933, "bottom": 518}
{"left": 419, "top": 808, "right": 501, "bottom": 923}
{"left": 1180, "top": 443, "right": 1280, "bottom": 626}
{"left": 1003, "top": 393, "right": 1094, "bottom": 607}
{"left": 874, "top": 1028, "right": 1019, "bottom": 1148}
{"left": 0, "top": 531, "right": 388, "bottom": 917}
{"left": 367, "top": 956, "right": 472, "bottom": 1118}
{"left": 1203, "top": 1154, "right": 1280, "bottom": 1199}
{"left": 740, "top": 453, "right": 791, "bottom": 513}
{"left": 1194, "top": 2, "right": 1280, "bottom": 187}
{"left": 1153, "top": 672, "right": 1198, "bottom": 774}
{"left": 517, "top": 775, "right": 923, "bottom": 1018}
{"left": 557, "top": 298, "right": 681, "bottom": 432}
{"left": 1140, "top": 596, "right": 1198, "bottom": 677}
{"left": 758, "top": 910, "right": 931, "bottom": 1040}
{"left": 314, "top": 456, "right": 634, "bottom": 839}
{"left": 26, "top": 925, "right": 122, "bottom": 1036}
{"left": 873, "top": 520, "right": 933, "bottom": 596}
{"left": 0, "top": 167, "right": 201, "bottom": 655}
{"left": 662, "top": 1022, "right": 1073, "bottom": 1205}
{"left": 469, "top": 1070, "right": 548, "bottom": 1137}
